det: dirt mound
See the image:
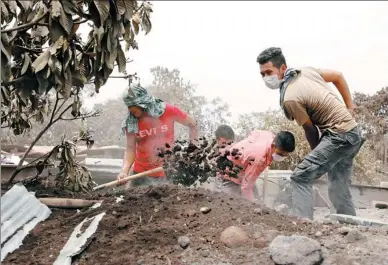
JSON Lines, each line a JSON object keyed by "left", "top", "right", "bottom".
{"left": 2, "top": 185, "right": 320, "bottom": 265}
{"left": 3, "top": 185, "right": 388, "bottom": 265}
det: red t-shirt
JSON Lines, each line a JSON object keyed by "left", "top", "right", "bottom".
{"left": 132, "top": 104, "right": 188, "bottom": 177}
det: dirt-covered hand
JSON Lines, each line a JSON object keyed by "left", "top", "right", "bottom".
{"left": 117, "top": 172, "right": 128, "bottom": 185}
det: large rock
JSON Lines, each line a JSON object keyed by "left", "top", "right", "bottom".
{"left": 220, "top": 226, "right": 250, "bottom": 248}
{"left": 268, "top": 235, "right": 323, "bottom": 265}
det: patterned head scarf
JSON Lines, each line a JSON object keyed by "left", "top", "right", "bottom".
{"left": 121, "top": 84, "right": 166, "bottom": 134}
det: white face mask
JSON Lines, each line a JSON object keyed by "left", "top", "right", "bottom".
{"left": 272, "top": 153, "right": 285, "bottom": 162}
{"left": 264, "top": 74, "right": 281, "bottom": 90}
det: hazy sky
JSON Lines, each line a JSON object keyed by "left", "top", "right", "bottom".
{"left": 84, "top": 1, "right": 388, "bottom": 121}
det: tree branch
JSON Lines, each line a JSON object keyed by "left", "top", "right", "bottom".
{"left": 1, "top": 11, "right": 48, "bottom": 34}
{"left": 53, "top": 104, "right": 73, "bottom": 123}
{"left": 53, "top": 98, "right": 68, "bottom": 117}
{"left": 1, "top": 76, "right": 28, "bottom": 86}
{"left": 50, "top": 93, "right": 60, "bottom": 123}
{"left": 87, "top": 73, "right": 135, "bottom": 84}
{"left": 59, "top": 110, "right": 101, "bottom": 121}
{"left": 8, "top": 94, "right": 60, "bottom": 183}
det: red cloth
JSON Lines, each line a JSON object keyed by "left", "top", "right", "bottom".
{"left": 222, "top": 130, "right": 274, "bottom": 201}
{"left": 133, "top": 104, "right": 188, "bottom": 177}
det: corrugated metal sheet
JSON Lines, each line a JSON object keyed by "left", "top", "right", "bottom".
{"left": 1, "top": 184, "right": 51, "bottom": 261}
{"left": 54, "top": 212, "right": 106, "bottom": 265}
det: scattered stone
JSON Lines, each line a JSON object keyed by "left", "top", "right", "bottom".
{"left": 275, "top": 204, "right": 289, "bottom": 215}
{"left": 339, "top": 226, "right": 352, "bottom": 235}
{"left": 136, "top": 260, "right": 144, "bottom": 265}
{"left": 220, "top": 226, "right": 250, "bottom": 248}
{"left": 253, "top": 208, "right": 262, "bottom": 215}
{"left": 314, "top": 231, "right": 322, "bottom": 237}
{"left": 112, "top": 211, "right": 117, "bottom": 215}
{"left": 268, "top": 235, "right": 323, "bottom": 265}
{"left": 178, "top": 236, "right": 190, "bottom": 249}
{"left": 200, "top": 207, "right": 211, "bottom": 214}
{"left": 345, "top": 229, "right": 366, "bottom": 243}
{"left": 186, "top": 210, "right": 197, "bottom": 217}
{"left": 201, "top": 249, "right": 210, "bottom": 257}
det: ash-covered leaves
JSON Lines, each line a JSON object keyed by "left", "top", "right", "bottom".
{"left": 1, "top": 0, "right": 153, "bottom": 135}
{"left": 159, "top": 137, "right": 246, "bottom": 187}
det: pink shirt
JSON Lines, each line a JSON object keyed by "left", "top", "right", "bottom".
{"left": 133, "top": 104, "right": 188, "bottom": 177}
{"left": 223, "top": 130, "right": 274, "bottom": 201}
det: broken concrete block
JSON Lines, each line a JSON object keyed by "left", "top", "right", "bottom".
{"left": 269, "top": 235, "right": 323, "bottom": 265}
{"left": 380, "top": 182, "right": 388, "bottom": 188}
{"left": 330, "top": 214, "right": 388, "bottom": 227}
{"left": 372, "top": 200, "right": 388, "bottom": 209}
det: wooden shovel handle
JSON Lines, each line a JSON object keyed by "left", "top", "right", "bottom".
{"left": 38, "top": 198, "right": 102, "bottom": 209}
{"left": 93, "top": 167, "right": 164, "bottom": 191}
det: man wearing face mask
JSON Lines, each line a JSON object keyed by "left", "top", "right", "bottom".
{"left": 257, "top": 47, "right": 364, "bottom": 220}
{"left": 213, "top": 125, "right": 295, "bottom": 202}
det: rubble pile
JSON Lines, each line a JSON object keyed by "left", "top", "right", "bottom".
{"left": 159, "top": 137, "right": 248, "bottom": 186}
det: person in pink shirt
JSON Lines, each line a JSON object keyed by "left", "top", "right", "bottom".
{"left": 214, "top": 125, "right": 295, "bottom": 201}
{"left": 117, "top": 85, "right": 198, "bottom": 187}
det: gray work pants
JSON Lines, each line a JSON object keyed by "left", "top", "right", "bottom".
{"left": 291, "top": 126, "right": 364, "bottom": 219}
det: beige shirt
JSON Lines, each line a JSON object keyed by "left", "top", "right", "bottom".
{"left": 283, "top": 67, "right": 357, "bottom": 133}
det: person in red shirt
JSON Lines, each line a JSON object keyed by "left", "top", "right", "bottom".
{"left": 214, "top": 125, "right": 295, "bottom": 201}
{"left": 117, "top": 85, "right": 198, "bottom": 187}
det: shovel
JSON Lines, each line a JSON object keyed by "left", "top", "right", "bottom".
{"left": 93, "top": 166, "right": 164, "bottom": 191}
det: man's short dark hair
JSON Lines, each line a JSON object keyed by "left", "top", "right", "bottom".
{"left": 274, "top": 131, "right": 295, "bottom": 152}
{"left": 257, "top": 47, "right": 287, "bottom": 69}
{"left": 215, "top": 125, "right": 235, "bottom": 141}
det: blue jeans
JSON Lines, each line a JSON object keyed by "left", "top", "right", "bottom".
{"left": 291, "top": 126, "right": 364, "bottom": 219}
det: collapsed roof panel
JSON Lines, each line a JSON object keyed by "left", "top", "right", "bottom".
{"left": 1, "top": 184, "right": 52, "bottom": 261}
